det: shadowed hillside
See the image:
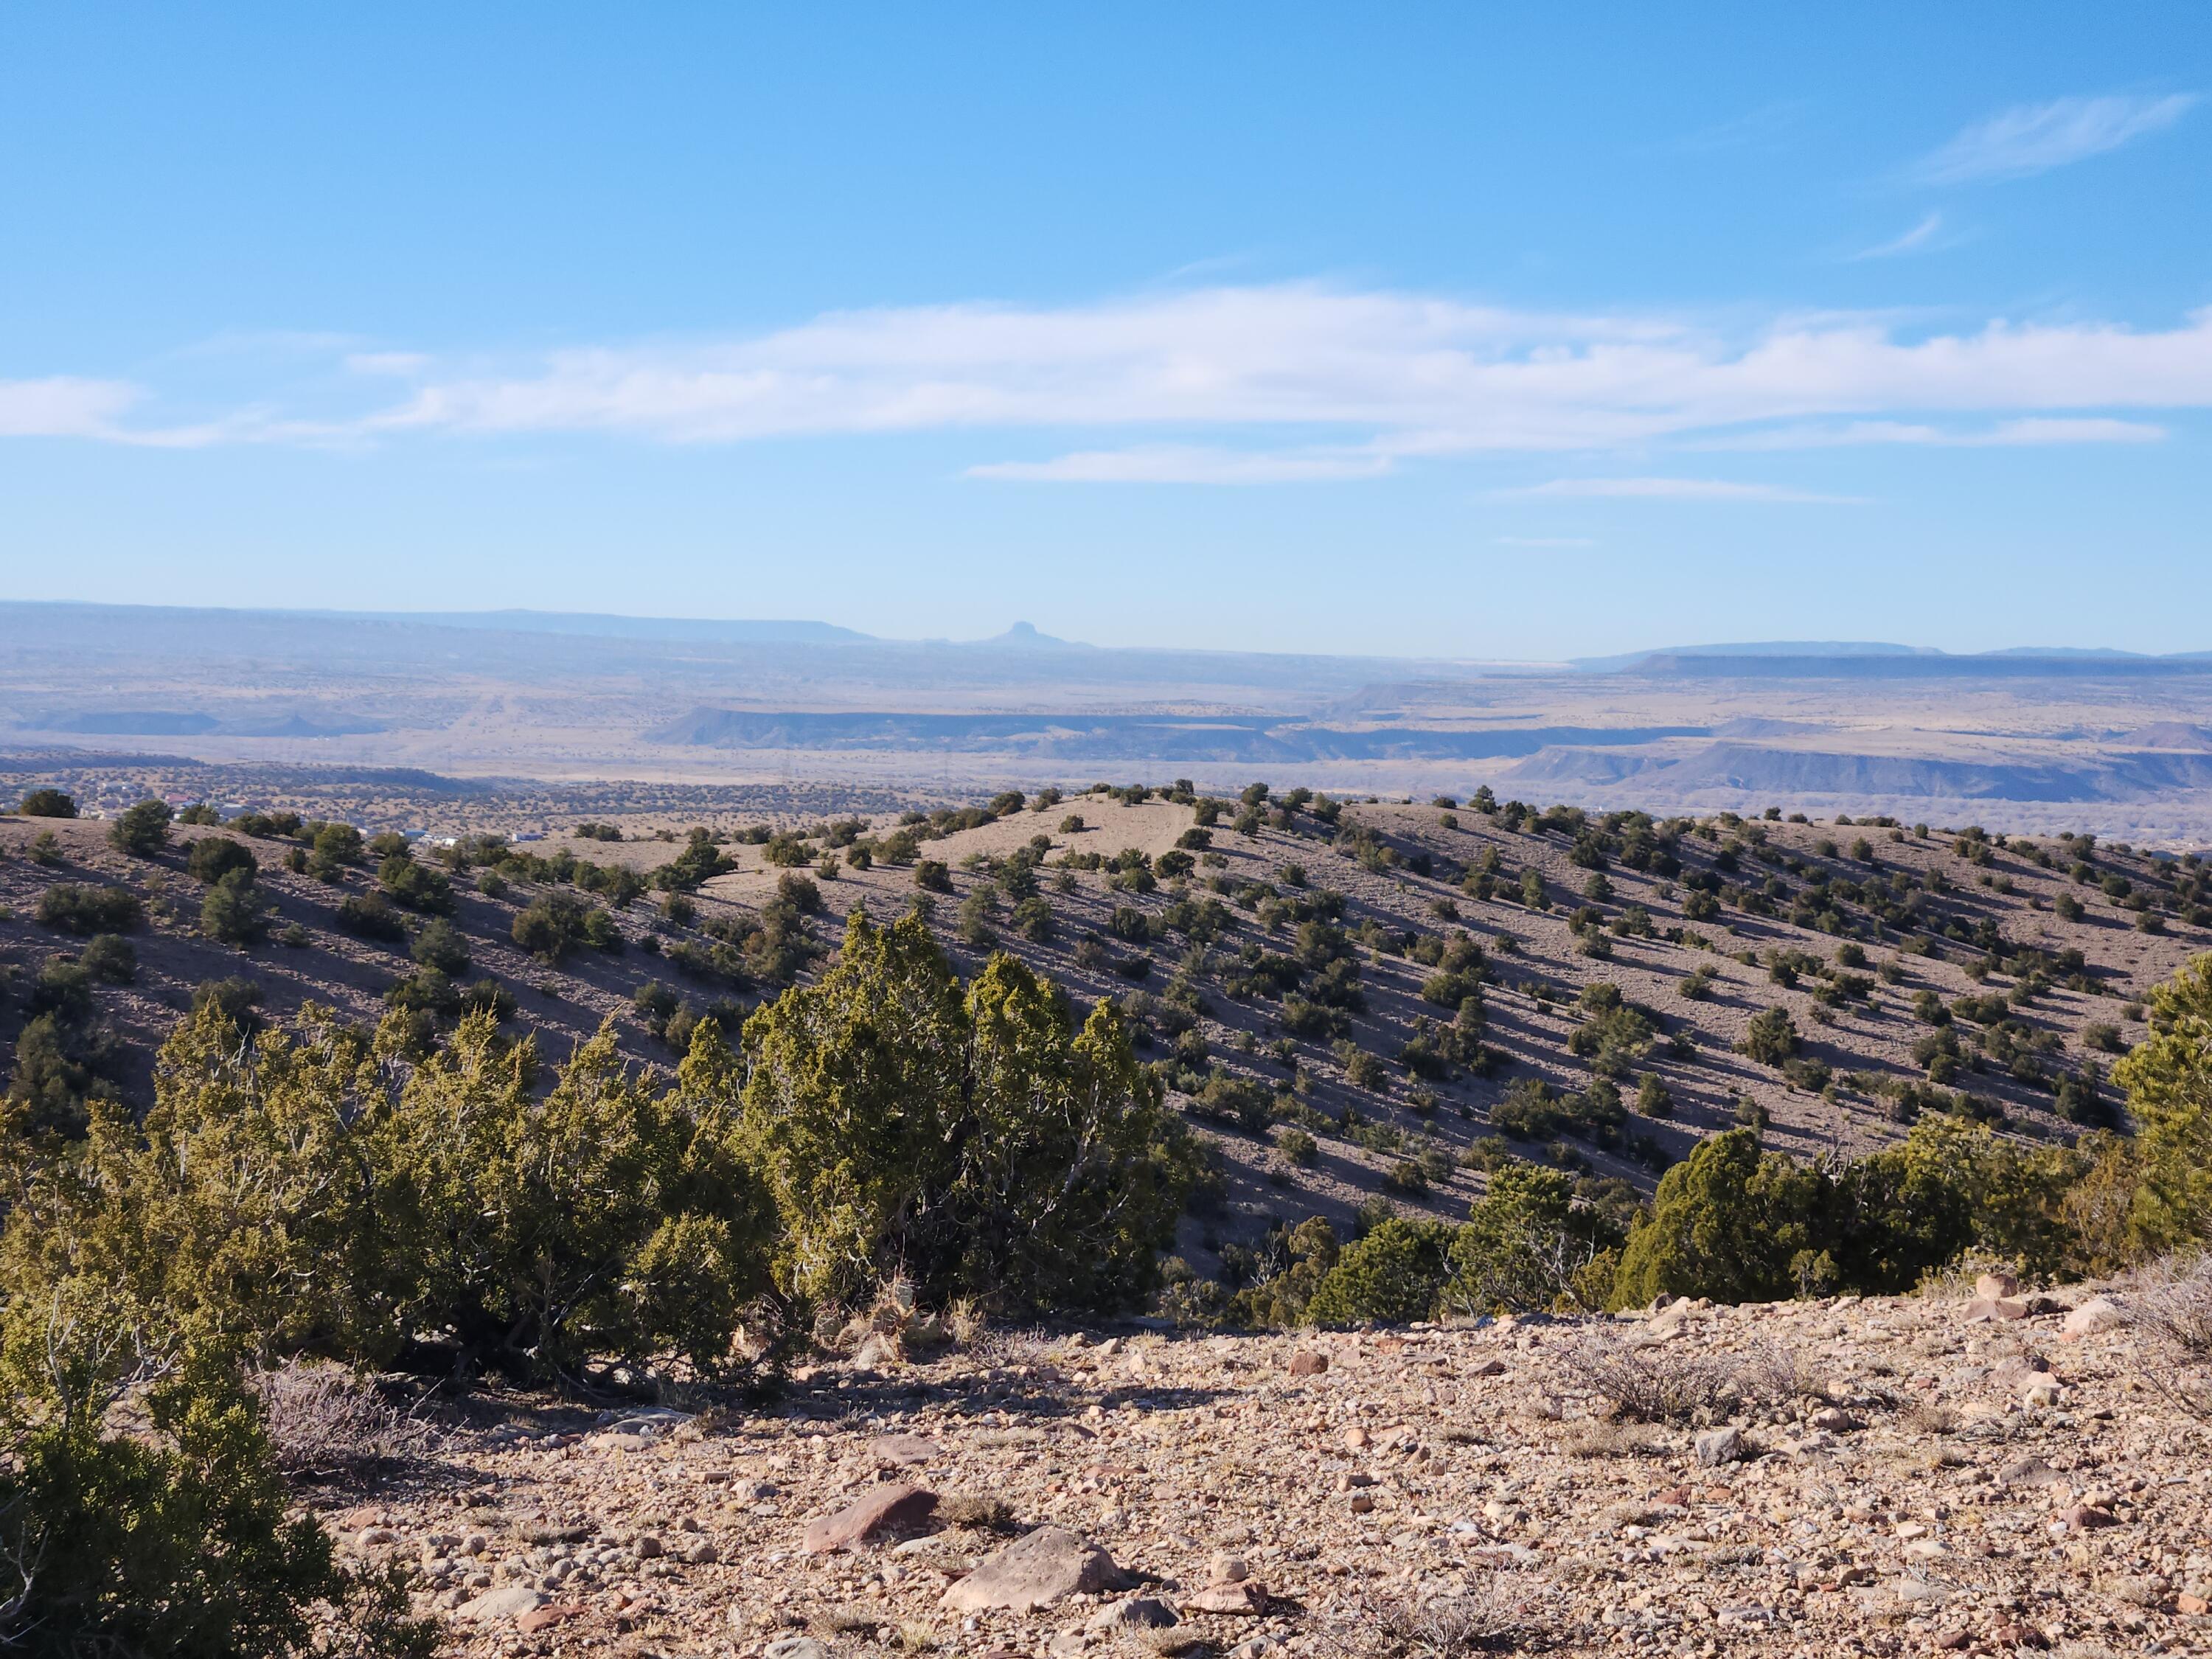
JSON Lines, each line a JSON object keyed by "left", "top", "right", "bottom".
{"left": 8, "top": 779, "right": 2205, "bottom": 1283}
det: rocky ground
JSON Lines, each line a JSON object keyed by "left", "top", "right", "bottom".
{"left": 322, "top": 1281, "right": 2212, "bottom": 1659}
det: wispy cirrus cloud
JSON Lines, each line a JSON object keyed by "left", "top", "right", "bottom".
{"left": 1495, "top": 477, "right": 1866, "bottom": 505}
{"left": 0, "top": 376, "right": 144, "bottom": 440}
{"left": 12, "top": 282, "right": 2212, "bottom": 487}
{"left": 1910, "top": 93, "right": 2198, "bottom": 185}
{"left": 1674, "top": 100, "right": 1805, "bottom": 154}
{"left": 968, "top": 445, "right": 1388, "bottom": 484}
{"left": 1709, "top": 415, "right": 2166, "bottom": 451}
{"left": 1851, "top": 211, "right": 1953, "bottom": 261}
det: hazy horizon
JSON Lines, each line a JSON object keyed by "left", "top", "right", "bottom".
{"left": 0, "top": 595, "right": 2203, "bottom": 668}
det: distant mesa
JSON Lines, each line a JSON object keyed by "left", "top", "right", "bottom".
{"left": 346, "top": 609, "right": 877, "bottom": 646}
{"left": 218, "top": 714, "right": 390, "bottom": 738}
{"left": 1625, "top": 652, "right": 2212, "bottom": 681}
{"left": 1571, "top": 641, "right": 1937, "bottom": 672}
{"left": 1575, "top": 641, "right": 2212, "bottom": 678}
{"left": 1710, "top": 716, "right": 1834, "bottom": 739}
{"left": 2121, "top": 722, "right": 2212, "bottom": 751}
{"left": 28, "top": 711, "right": 220, "bottom": 737}
{"left": 973, "top": 620, "right": 1082, "bottom": 651}
{"left": 22, "top": 710, "right": 386, "bottom": 739}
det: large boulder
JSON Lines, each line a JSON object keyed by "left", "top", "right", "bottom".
{"left": 942, "top": 1526, "right": 1127, "bottom": 1613}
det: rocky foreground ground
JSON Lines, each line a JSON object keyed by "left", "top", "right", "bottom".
{"left": 326, "top": 1284, "right": 2211, "bottom": 1659}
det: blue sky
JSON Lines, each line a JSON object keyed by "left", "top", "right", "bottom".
{"left": 3, "top": 4, "right": 2208, "bottom": 660}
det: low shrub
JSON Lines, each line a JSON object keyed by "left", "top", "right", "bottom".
{"left": 36, "top": 883, "right": 142, "bottom": 936}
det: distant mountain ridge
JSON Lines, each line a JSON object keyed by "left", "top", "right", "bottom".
{"left": 5, "top": 601, "right": 2204, "bottom": 672}
{"left": 1627, "top": 653, "right": 2212, "bottom": 681}
{"left": 1582, "top": 641, "right": 2212, "bottom": 675}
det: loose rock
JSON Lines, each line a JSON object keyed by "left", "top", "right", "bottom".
{"left": 2065, "top": 1295, "right": 2126, "bottom": 1336}
{"left": 1694, "top": 1426, "right": 1746, "bottom": 1466}
{"left": 942, "top": 1527, "right": 1126, "bottom": 1613}
{"left": 802, "top": 1484, "right": 940, "bottom": 1553}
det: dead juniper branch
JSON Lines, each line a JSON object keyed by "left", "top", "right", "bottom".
{"left": 249, "top": 1360, "right": 439, "bottom": 1475}
{"left": 2125, "top": 1255, "right": 2212, "bottom": 1417}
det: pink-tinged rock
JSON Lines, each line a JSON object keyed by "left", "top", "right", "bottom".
{"left": 802, "top": 1484, "right": 939, "bottom": 1553}
{"left": 1961, "top": 1296, "right": 2030, "bottom": 1324}
{"left": 517, "top": 1602, "right": 588, "bottom": 1634}
{"left": 1287, "top": 1351, "right": 1329, "bottom": 1377}
{"left": 941, "top": 1527, "right": 1127, "bottom": 1613}
{"left": 457, "top": 1586, "right": 546, "bottom": 1623}
{"left": 1184, "top": 1581, "right": 1268, "bottom": 1615}
{"left": 2057, "top": 1503, "right": 2118, "bottom": 1531}
{"left": 1975, "top": 1270, "right": 2020, "bottom": 1300}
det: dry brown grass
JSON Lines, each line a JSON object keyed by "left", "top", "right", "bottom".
{"left": 1558, "top": 1333, "right": 1780, "bottom": 1427}
{"left": 2125, "top": 1255, "right": 2212, "bottom": 1416}
{"left": 248, "top": 1360, "right": 438, "bottom": 1475}
{"left": 1564, "top": 1418, "right": 1666, "bottom": 1458}
{"left": 1902, "top": 1398, "right": 1958, "bottom": 1436}
{"left": 1322, "top": 1585, "right": 1531, "bottom": 1659}
{"left": 935, "top": 1490, "right": 1018, "bottom": 1531}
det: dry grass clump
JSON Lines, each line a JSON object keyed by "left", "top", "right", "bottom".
{"left": 2125, "top": 1254, "right": 2212, "bottom": 1416}
{"left": 1564, "top": 1419, "right": 1666, "bottom": 1458}
{"left": 248, "top": 1360, "right": 438, "bottom": 1475}
{"left": 1557, "top": 1332, "right": 1816, "bottom": 1427}
{"left": 1734, "top": 1340, "right": 1826, "bottom": 1406}
{"left": 1903, "top": 1398, "right": 1959, "bottom": 1436}
{"left": 970, "top": 1325, "right": 1055, "bottom": 1369}
{"left": 1134, "top": 1631, "right": 1209, "bottom": 1658}
{"left": 935, "top": 1490, "right": 1018, "bottom": 1531}
{"left": 1323, "top": 1585, "right": 1530, "bottom": 1659}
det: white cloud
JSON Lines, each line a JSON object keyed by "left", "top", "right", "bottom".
{"left": 16, "top": 282, "right": 2212, "bottom": 484}
{"left": 1851, "top": 211, "right": 1950, "bottom": 260}
{"left": 1498, "top": 477, "right": 1865, "bottom": 504}
{"left": 344, "top": 351, "right": 433, "bottom": 378}
{"left": 1705, "top": 415, "right": 2166, "bottom": 451}
{"left": 0, "top": 376, "right": 144, "bottom": 439}
{"left": 1910, "top": 93, "right": 2198, "bottom": 184}
{"left": 352, "top": 290, "right": 2212, "bottom": 462}
{"left": 967, "top": 445, "right": 1389, "bottom": 484}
